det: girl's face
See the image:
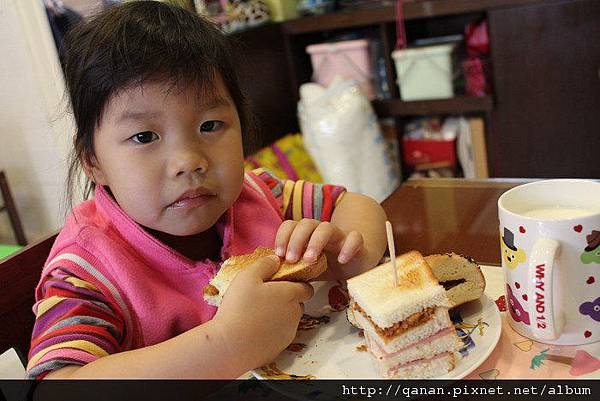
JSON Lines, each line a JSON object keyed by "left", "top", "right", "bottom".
{"left": 89, "top": 77, "right": 245, "bottom": 236}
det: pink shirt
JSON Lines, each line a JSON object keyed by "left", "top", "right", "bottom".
{"left": 26, "top": 169, "right": 346, "bottom": 378}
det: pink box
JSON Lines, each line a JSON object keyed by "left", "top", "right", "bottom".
{"left": 306, "top": 39, "right": 375, "bottom": 100}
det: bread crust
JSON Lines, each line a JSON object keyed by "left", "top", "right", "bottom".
{"left": 202, "top": 246, "right": 327, "bottom": 306}
{"left": 222, "top": 246, "right": 327, "bottom": 281}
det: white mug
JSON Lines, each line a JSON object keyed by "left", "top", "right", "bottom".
{"left": 498, "top": 179, "right": 600, "bottom": 345}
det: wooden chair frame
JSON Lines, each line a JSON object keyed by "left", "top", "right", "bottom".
{"left": 0, "top": 233, "right": 57, "bottom": 365}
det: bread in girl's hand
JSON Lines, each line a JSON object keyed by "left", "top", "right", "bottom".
{"left": 425, "top": 253, "right": 486, "bottom": 308}
{"left": 203, "top": 246, "right": 327, "bottom": 307}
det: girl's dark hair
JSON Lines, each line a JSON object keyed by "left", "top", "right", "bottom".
{"left": 64, "top": 0, "right": 253, "bottom": 206}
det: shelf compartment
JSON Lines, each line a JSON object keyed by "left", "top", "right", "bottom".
{"left": 372, "top": 95, "right": 493, "bottom": 117}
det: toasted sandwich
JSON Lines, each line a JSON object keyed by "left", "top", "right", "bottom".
{"left": 425, "top": 253, "right": 486, "bottom": 308}
{"left": 347, "top": 251, "right": 462, "bottom": 378}
{"left": 203, "top": 246, "right": 327, "bottom": 307}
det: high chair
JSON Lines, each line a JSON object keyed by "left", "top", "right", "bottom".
{"left": 0, "top": 232, "right": 57, "bottom": 366}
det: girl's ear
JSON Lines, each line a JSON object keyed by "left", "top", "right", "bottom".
{"left": 82, "top": 155, "right": 107, "bottom": 186}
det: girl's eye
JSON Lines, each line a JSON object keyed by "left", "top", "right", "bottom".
{"left": 130, "top": 131, "right": 159, "bottom": 144}
{"left": 200, "top": 120, "right": 224, "bottom": 132}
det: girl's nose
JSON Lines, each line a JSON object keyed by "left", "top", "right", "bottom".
{"left": 169, "top": 145, "right": 209, "bottom": 178}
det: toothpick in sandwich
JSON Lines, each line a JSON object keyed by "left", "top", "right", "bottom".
{"left": 385, "top": 221, "right": 399, "bottom": 287}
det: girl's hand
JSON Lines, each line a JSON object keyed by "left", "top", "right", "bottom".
{"left": 274, "top": 219, "right": 364, "bottom": 265}
{"left": 212, "top": 255, "right": 314, "bottom": 371}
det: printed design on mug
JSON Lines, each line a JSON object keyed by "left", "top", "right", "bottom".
{"left": 578, "top": 297, "right": 600, "bottom": 322}
{"left": 500, "top": 227, "right": 527, "bottom": 269}
{"left": 495, "top": 295, "right": 507, "bottom": 312}
{"left": 581, "top": 230, "right": 600, "bottom": 264}
{"left": 506, "top": 284, "right": 530, "bottom": 325}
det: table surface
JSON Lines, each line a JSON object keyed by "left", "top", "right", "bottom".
{"left": 381, "top": 178, "right": 534, "bottom": 266}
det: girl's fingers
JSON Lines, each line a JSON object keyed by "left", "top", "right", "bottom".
{"left": 274, "top": 220, "right": 298, "bottom": 257}
{"left": 285, "top": 219, "right": 320, "bottom": 263}
{"left": 337, "top": 231, "right": 364, "bottom": 264}
{"left": 276, "top": 220, "right": 364, "bottom": 265}
{"left": 303, "top": 222, "right": 337, "bottom": 262}
{"left": 240, "top": 255, "right": 281, "bottom": 282}
{"left": 287, "top": 282, "right": 315, "bottom": 303}
{"left": 264, "top": 281, "right": 314, "bottom": 303}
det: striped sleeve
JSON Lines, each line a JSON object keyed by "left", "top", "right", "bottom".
{"left": 26, "top": 266, "right": 125, "bottom": 379}
{"left": 252, "top": 168, "right": 346, "bottom": 222}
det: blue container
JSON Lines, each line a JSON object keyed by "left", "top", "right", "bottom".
{"left": 297, "top": 0, "right": 335, "bottom": 15}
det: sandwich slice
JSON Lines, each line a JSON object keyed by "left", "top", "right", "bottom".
{"left": 203, "top": 246, "right": 327, "bottom": 306}
{"left": 425, "top": 253, "right": 486, "bottom": 308}
{"left": 347, "top": 251, "right": 462, "bottom": 379}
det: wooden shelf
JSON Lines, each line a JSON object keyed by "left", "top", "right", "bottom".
{"left": 283, "top": 0, "right": 543, "bottom": 34}
{"left": 284, "top": 7, "right": 393, "bottom": 34}
{"left": 372, "top": 95, "right": 493, "bottom": 117}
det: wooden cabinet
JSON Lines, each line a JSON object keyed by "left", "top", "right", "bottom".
{"left": 231, "top": 23, "right": 297, "bottom": 155}
{"left": 232, "top": 0, "right": 600, "bottom": 178}
{"left": 488, "top": 0, "right": 600, "bottom": 177}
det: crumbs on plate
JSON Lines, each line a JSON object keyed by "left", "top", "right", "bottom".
{"left": 298, "top": 314, "right": 330, "bottom": 330}
{"left": 260, "top": 363, "right": 315, "bottom": 380}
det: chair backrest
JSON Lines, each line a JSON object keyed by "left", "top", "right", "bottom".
{"left": 0, "top": 232, "right": 57, "bottom": 366}
{"left": 0, "top": 170, "right": 28, "bottom": 246}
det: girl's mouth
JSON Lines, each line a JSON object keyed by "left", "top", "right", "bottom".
{"left": 168, "top": 187, "right": 215, "bottom": 209}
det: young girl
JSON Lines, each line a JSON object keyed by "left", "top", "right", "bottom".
{"left": 26, "top": 1, "right": 387, "bottom": 379}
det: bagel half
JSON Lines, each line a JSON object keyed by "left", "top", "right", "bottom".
{"left": 425, "top": 253, "right": 486, "bottom": 308}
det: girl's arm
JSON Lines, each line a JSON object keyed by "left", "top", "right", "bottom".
{"left": 45, "top": 318, "right": 244, "bottom": 379}
{"left": 327, "top": 192, "right": 388, "bottom": 280}
{"left": 43, "top": 256, "right": 313, "bottom": 379}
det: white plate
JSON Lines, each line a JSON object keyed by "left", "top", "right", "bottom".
{"left": 252, "top": 280, "right": 501, "bottom": 380}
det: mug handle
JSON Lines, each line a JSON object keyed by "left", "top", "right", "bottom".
{"left": 527, "top": 238, "right": 561, "bottom": 341}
